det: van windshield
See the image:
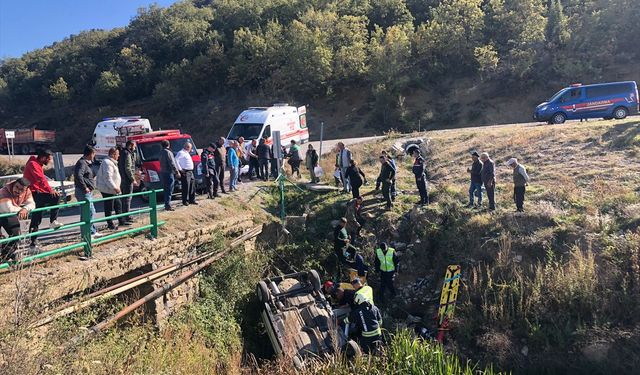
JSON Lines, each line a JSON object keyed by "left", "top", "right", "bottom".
{"left": 228, "top": 123, "right": 264, "bottom": 140}
{"left": 138, "top": 138, "right": 197, "bottom": 161}
{"left": 548, "top": 89, "right": 567, "bottom": 103}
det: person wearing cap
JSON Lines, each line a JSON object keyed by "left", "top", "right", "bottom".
{"left": 201, "top": 143, "right": 219, "bottom": 199}
{"left": 23, "top": 148, "right": 63, "bottom": 249}
{"left": 344, "top": 284, "right": 383, "bottom": 354}
{"left": 214, "top": 137, "right": 227, "bottom": 193}
{"left": 508, "top": 158, "right": 530, "bottom": 212}
{"left": 412, "top": 149, "right": 428, "bottom": 205}
{"left": 467, "top": 151, "right": 483, "bottom": 208}
{"left": 480, "top": 152, "right": 496, "bottom": 211}
{"left": 0, "top": 177, "right": 35, "bottom": 261}
{"left": 374, "top": 242, "right": 398, "bottom": 303}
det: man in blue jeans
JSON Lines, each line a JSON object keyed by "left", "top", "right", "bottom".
{"left": 74, "top": 146, "right": 99, "bottom": 237}
{"left": 159, "top": 140, "right": 180, "bottom": 211}
{"left": 467, "top": 151, "right": 483, "bottom": 208}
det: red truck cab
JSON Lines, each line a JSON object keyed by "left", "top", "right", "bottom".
{"left": 119, "top": 130, "right": 203, "bottom": 196}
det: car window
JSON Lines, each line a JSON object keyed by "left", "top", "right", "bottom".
{"left": 560, "top": 88, "right": 581, "bottom": 103}
{"left": 228, "top": 123, "right": 264, "bottom": 140}
{"left": 138, "top": 138, "right": 197, "bottom": 161}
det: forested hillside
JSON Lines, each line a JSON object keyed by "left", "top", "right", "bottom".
{"left": 0, "top": 0, "right": 639, "bottom": 150}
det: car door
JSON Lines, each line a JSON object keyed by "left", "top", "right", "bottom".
{"left": 557, "top": 87, "right": 584, "bottom": 119}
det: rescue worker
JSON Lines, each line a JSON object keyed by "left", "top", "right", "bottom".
{"left": 201, "top": 143, "right": 219, "bottom": 199}
{"left": 374, "top": 242, "right": 398, "bottom": 303}
{"left": 344, "top": 245, "right": 369, "bottom": 284}
{"left": 333, "top": 217, "right": 350, "bottom": 264}
{"left": 466, "top": 151, "right": 483, "bottom": 208}
{"left": 351, "top": 277, "right": 374, "bottom": 305}
{"left": 507, "top": 158, "right": 530, "bottom": 212}
{"left": 344, "top": 293, "right": 383, "bottom": 354}
{"left": 412, "top": 149, "right": 428, "bottom": 205}
{"left": 378, "top": 155, "right": 395, "bottom": 210}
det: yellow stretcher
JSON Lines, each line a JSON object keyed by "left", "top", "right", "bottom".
{"left": 437, "top": 265, "right": 461, "bottom": 342}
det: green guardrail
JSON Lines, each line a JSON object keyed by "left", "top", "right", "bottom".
{"left": 0, "top": 189, "right": 165, "bottom": 271}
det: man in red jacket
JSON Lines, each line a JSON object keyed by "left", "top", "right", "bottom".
{"left": 23, "top": 149, "right": 62, "bottom": 248}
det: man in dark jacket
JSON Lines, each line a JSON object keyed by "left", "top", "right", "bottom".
{"left": 480, "top": 152, "right": 496, "bottom": 211}
{"left": 378, "top": 155, "right": 396, "bottom": 210}
{"left": 257, "top": 138, "right": 270, "bottom": 181}
{"left": 159, "top": 140, "right": 180, "bottom": 211}
{"left": 214, "top": 137, "right": 227, "bottom": 193}
{"left": 345, "top": 298, "right": 383, "bottom": 354}
{"left": 201, "top": 143, "right": 219, "bottom": 199}
{"left": 467, "top": 151, "right": 483, "bottom": 208}
{"left": 74, "top": 146, "right": 98, "bottom": 236}
{"left": 412, "top": 149, "right": 428, "bottom": 205}
{"left": 507, "top": 157, "right": 530, "bottom": 212}
{"left": 118, "top": 140, "right": 137, "bottom": 222}
{"left": 380, "top": 150, "right": 397, "bottom": 200}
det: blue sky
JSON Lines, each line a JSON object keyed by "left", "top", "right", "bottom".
{"left": 0, "top": 0, "right": 178, "bottom": 58}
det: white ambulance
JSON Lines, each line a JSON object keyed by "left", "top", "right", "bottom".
{"left": 91, "top": 116, "right": 152, "bottom": 157}
{"left": 227, "top": 104, "right": 309, "bottom": 145}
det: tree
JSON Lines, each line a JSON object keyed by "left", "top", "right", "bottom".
{"left": 368, "top": 25, "right": 412, "bottom": 125}
{"left": 93, "top": 71, "right": 123, "bottom": 103}
{"left": 474, "top": 44, "right": 499, "bottom": 79}
{"left": 545, "top": 0, "right": 569, "bottom": 48}
{"left": 368, "top": 0, "right": 414, "bottom": 29}
{"left": 484, "top": 0, "right": 546, "bottom": 79}
{"left": 414, "top": 0, "right": 485, "bottom": 75}
{"left": 116, "top": 44, "right": 153, "bottom": 99}
{"left": 48, "top": 77, "right": 70, "bottom": 102}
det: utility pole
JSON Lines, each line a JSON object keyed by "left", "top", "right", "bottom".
{"left": 319, "top": 121, "right": 324, "bottom": 159}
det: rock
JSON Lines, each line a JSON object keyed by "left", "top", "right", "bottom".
{"left": 406, "top": 314, "right": 422, "bottom": 324}
{"left": 514, "top": 255, "right": 523, "bottom": 263}
{"left": 394, "top": 242, "right": 408, "bottom": 251}
{"left": 521, "top": 346, "right": 528, "bottom": 356}
{"left": 582, "top": 342, "right": 611, "bottom": 363}
{"left": 285, "top": 214, "right": 307, "bottom": 231}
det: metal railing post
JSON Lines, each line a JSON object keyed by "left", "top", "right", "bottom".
{"left": 80, "top": 201, "right": 92, "bottom": 258}
{"left": 149, "top": 190, "right": 158, "bottom": 238}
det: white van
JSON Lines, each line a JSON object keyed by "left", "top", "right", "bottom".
{"left": 227, "top": 104, "right": 309, "bottom": 145}
{"left": 92, "top": 116, "right": 152, "bottom": 157}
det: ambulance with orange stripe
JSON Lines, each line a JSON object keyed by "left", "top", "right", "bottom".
{"left": 534, "top": 81, "right": 639, "bottom": 124}
{"left": 227, "top": 104, "right": 309, "bottom": 145}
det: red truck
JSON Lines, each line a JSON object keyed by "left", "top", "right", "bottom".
{"left": 116, "top": 129, "right": 203, "bottom": 200}
{"left": 0, "top": 128, "right": 56, "bottom": 154}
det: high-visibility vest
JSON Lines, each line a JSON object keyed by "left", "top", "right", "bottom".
{"left": 376, "top": 247, "right": 396, "bottom": 272}
{"left": 355, "top": 285, "right": 374, "bottom": 305}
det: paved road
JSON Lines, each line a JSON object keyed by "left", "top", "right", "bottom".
{"left": 0, "top": 135, "right": 384, "bottom": 167}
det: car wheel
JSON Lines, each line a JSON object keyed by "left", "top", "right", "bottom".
{"left": 345, "top": 340, "right": 362, "bottom": 358}
{"left": 308, "top": 270, "right": 321, "bottom": 292}
{"left": 257, "top": 281, "right": 271, "bottom": 304}
{"left": 139, "top": 183, "right": 150, "bottom": 203}
{"left": 551, "top": 112, "right": 566, "bottom": 124}
{"left": 613, "top": 106, "right": 628, "bottom": 120}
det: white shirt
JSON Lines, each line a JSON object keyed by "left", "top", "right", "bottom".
{"left": 175, "top": 149, "right": 194, "bottom": 171}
